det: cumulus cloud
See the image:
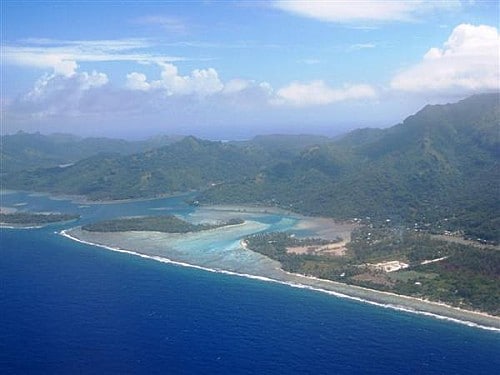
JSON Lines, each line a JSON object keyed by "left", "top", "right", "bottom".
{"left": 12, "top": 71, "right": 109, "bottom": 117}
{"left": 217, "top": 80, "right": 274, "bottom": 109}
{"left": 159, "top": 64, "right": 223, "bottom": 96}
{"left": 7, "top": 55, "right": 377, "bottom": 122}
{"left": 8, "top": 62, "right": 273, "bottom": 119}
{"left": 275, "top": 81, "right": 376, "bottom": 107}
{"left": 222, "top": 78, "right": 252, "bottom": 94}
{"left": 126, "top": 72, "right": 151, "bottom": 91}
{"left": 273, "top": 0, "right": 461, "bottom": 23}
{"left": 391, "top": 24, "right": 500, "bottom": 93}
{"left": 126, "top": 63, "right": 224, "bottom": 96}
{"left": 124, "top": 63, "right": 373, "bottom": 107}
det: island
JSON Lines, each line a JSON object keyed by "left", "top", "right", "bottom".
{"left": 6, "top": 94, "right": 500, "bottom": 328}
{"left": 82, "top": 215, "right": 244, "bottom": 233}
{"left": 0, "top": 212, "right": 80, "bottom": 227}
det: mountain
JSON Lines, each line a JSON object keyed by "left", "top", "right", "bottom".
{"left": 233, "top": 134, "right": 332, "bottom": 160}
{"left": 200, "top": 93, "right": 500, "bottom": 241}
{"left": 4, "top": 136, "right": 265, "bottom": 200}
{"left": 4, "top": 94, "right": 499, "bottom": 240}
{"left": 0, "top": 132, "right": 182, "bottom": 173}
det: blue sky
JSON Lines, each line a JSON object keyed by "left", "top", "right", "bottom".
{"left": 2, "top": 0, "right": 499, "bottom": 139}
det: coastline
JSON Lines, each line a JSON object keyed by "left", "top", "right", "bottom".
{"left": 61, "top": 228, "right": 500, "bottom": 332}
{"left": 0, "top": 189, "right": 193, "bottom": 206}
{"left": 195, "top": 203, "right": 297, "bottom": 217}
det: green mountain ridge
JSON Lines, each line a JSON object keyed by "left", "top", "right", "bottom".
{"left": 3, "top": 93, "right": 499, "bottom": 241}
{"left": 4, "top": 136, "right": 266, "bottom": 200}
{"left": 0, "top": 132, "right": 183, "bottom": 173}
{"left": 200, "top": 93, "right": 500, "bottom": 241}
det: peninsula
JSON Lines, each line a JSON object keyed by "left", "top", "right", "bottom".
{"left": 0, "top": 212, "right": 80, "bottom": 227}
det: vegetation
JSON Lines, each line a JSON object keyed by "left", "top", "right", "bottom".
{"left": 0, "top": 212, "right": 80, "bottom": 225}
{"left": 4, "top": 136, "right": 268, "bottom": 200}
{"left": 2, "top": 94, "right": 500, "bottom": 243}
{"left": 4, "top": 94, "right": 499, "bottom": 242}
{"left": 201, "top": 93, "right": 500, "bottom": 243}
{"left": 82, "top": 215, "right": 243, "bottom": 233}
{"left": 0, "top": 131, "right": 182, "bottom": 173}
{"left": 244, "top": 228, "right": 500, "bottom": 315}
{"left": 4, "top": 93, "right": 499, "bottom": 314}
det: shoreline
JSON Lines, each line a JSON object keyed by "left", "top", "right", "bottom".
{"left": 61, "top": 228, "right": 500, "bottom": 332}
{"left": 0, "top": 189, "right": 193, "bottom": 206}
{"left": 1, "top": 224, "right": 43, "bottom": 229}
{"left": 195, "top": 203, "right": 297, "bottom": 217}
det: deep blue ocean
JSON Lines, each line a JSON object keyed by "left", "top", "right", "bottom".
{"left": 1, "top": 192, "right": 499, "bottom": 374}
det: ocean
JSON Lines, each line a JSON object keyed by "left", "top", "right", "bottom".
{"left": 1, "top": 192, "right": 499, "bottom": 374}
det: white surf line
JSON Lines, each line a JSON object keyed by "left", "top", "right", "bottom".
{"left": 1, "top": 225, "right": 43, "bottom": 229}
{"left": 420, "top": 256, "right": 449, "bottom": 265}
{"left": 59, "top": 229, "right": 500, "bottom": 333}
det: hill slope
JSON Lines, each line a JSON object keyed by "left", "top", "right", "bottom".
{"left": 4, "top": 136, "right": 265, "bottom": 200}
{"left": 200, "top": 93, "right": 500, "bottom": 241}
{"left": 4, "top": 94, "right": 498, "bottom": 240}
{"left": 0, "top": 132, "right": 182, "bottom": 173}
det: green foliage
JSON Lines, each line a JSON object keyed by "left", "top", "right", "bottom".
{"left": 0, "top": 212, "right": 79, "bottom": 225}
{"left": 245, "top": 228, "right": 500, "bottom": 315}
{"left": 201, "top": 93, "right": 500, "bottom": 242}
{"left": 4, "top": 136, "right": 265, "bottom": 200}
{"left": 0, "top": 131, "right": 181, "bottom": 173}
{"left": 82, "top": 215, "right": 243, "bottom": 233}
{"left": 244, "top": 232, "right": 355, "bottom": 280}
{"left": 403, "top": 247, "right": 500, "bottom": 314}
{"left": 4, "top": 94, "right": 500, "bottom": 242}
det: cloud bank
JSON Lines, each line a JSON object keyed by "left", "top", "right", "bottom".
{"left": 8, "top": 55, "right": 376, "bottom": 121}
{"left": 275, "top": 81, "right": 376, "bottom": 106}
{"left": 4, "top": 23, "right": 497, "bottom": 127}
{"left": 391, "top": 24, "right": 499, "bottom": 93}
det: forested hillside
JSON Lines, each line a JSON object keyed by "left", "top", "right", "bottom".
{"left": 4, "top": 94, "right": 499, "bottom": 241}
{"left": 4, "top": 136, "right": 266, "bottom": 200}
{"left": 0, "top": 132, "right": 182, "bottom": 172}
{"left": 201, "top": 94, "right": 500, "bottom": 242}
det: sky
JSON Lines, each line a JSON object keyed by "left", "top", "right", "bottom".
{"left": 1, "top": 0, "right": 499, "bottom": 140}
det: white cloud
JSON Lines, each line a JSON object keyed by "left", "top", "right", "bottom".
{"left": 273, "top": 0, "right": 461, "bottom": 23}
{"left": 7, "top": 52, "right": 377, "bottom": 121}
{"left": 3, "top": 38, "right": 185, "bottom": 76}
{"left": 4, "top": 47, "right": 80, "bottom": 76}
{"left": 126, "top": 72, "right": 151, "bottom": 91}
{"left": 222, "top": 78, "right": 252, "bottom": 94}
{"left": 13, "top": 71, "right": 109, "bottom": 117}
{"left": 217, "top": 80, "right": 274, "bottom": 109}
{"left": 275, "top": 80, "right": 376, "bottom": 107}
{"left": 391, "top": 24, "right": 500, "bottom": 93}
{"left": 125, "top": 63, "right": 375, "bottom": 108}
{"left": 140, "top": 63, "right": 224, "bottom": 96}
